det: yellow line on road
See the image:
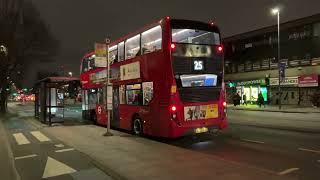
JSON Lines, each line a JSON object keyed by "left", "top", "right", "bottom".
{"left": 278, "top": 168, "right": 299, "bottom": 175}
{"left": 13, "top": 133, "right": 30, "bottom": 145}
{"left": 298, "top": 148, "right": 320, "bottom": 154}
{"left": 15, "top": 154, "right": 37, "bottom": 160}
{"left": 30, "top": 131, "right": 51, "bottom": 142}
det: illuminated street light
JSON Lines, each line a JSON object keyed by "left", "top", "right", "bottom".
{"left": 68, "top": 72, "right": 73, "bottom": 77}
{"left": 271, "top": 7, "right": 282, "bottom": 109}
{"left": 271, "top": 8, "right": 279, "bottom": 15}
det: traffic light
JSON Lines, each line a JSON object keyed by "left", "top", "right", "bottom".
{"left": 228, "top": 82, "right": 236, "bottom": 88}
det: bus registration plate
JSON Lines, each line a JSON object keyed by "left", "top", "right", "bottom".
{"left": 184, "top": 104, "right": 218, "bottom": 121}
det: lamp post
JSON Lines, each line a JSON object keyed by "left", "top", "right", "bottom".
{"left": 104, "top": 38, "right": 113, "bottom": 136}
{"left": 271, "top": 7, "right": 282, "bottom": 109}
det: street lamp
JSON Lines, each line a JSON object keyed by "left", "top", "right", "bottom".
{"left": 68, "top": 72, "right": 73, "bottom": 77}
{"left": 271, "top": 7, "right": 282, "bottom": 109}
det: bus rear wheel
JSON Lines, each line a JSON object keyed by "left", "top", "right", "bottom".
{"left": 133, "top": 118, "right": 143, "bottom": 136}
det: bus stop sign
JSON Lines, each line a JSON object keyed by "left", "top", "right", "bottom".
{"left": 107, "top": 85, "right": 113, "bottom": 110}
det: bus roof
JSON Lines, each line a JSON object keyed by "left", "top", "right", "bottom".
{"left": 81, "top": 51, "right": 95, "bottom": 62}
{"left": 108, "top": 17, "right": 220, "bottom": 47}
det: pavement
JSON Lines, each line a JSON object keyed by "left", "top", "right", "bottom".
{"left": 43, "top": 124, "right": 294, "bottom": 180}
{"left": 228, "top": 104, "right": 320, "bottom": 113}
{"left": 1, "top": 106, "right": 114, "bottom": 180}
{"left": 0, "top": 114, "right": 20, "bottom": 180}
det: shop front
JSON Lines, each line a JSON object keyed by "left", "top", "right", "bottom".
{"left": 226, "top": 79, "right": 268, "bottom": 104}
{"left": 298, "top": 74, "right": 319, "bottom": 106}
{"left": 269, "top": 77, "right": 299, "bottom": 105}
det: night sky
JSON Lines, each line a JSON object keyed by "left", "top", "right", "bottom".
{"left": 25, "top": 0, "right": 320, "bottom": 87}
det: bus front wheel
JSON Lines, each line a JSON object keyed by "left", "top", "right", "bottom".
{"left": 133, "top": 118, "right": 143, "bottom": 136}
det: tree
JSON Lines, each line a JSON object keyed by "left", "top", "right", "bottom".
{"left": 0, "top": 0, "right": 58, "bottom": 113}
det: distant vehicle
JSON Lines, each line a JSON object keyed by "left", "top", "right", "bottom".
{"left": 80, "top": 17, "right": 227, "bottom": 138}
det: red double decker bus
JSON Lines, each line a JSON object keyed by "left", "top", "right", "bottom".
{"left": 80, "top": 17, "right": 227, "bottom": 138}
{"left": 80, "top": 52, "right": 106, "bottom": 122}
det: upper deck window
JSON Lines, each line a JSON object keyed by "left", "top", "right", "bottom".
{"left": 125, "top": 34, "right": 140, "bottom": 60}
{"left": 141, "top": 25, "right": 162, "bottom": 54}
{"left": 81, "top": 55, "right": 95, "bottom": 73}
{"left": 118, "top": 42, "right": 124, "bottom": 61}
{"left": 172, "top": 29, "right": 220, "bottom": 45}
{"left": 109, "top": 45, "right": 118, "bottom": 64}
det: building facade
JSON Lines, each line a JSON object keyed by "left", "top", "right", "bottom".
{"left": 224, "top": 14, "right": 320, "bottom": 106}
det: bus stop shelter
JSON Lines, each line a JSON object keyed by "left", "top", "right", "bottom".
{"left": 34, "top": 77, "right": 80, "bottom": 126}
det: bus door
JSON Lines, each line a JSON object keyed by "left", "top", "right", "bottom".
{"left": 111, "top": 86, "right": 120, "bottom": 128}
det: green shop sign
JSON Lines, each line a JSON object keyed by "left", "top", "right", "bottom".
{"left": 236, "top": 79, "right": 266, "bottom": 86}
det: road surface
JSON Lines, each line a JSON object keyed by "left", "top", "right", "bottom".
{"left": 170, "top": 110, "right": 320, "bottom": 180}
{"left": 2, "top": 102, "right": 320, "bottom": 180}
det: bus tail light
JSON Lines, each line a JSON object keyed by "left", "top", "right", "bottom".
{"left": 170, "top": 105, "right": 180, "bottom": 124}
{"left": 217, "top": 46, "right": 223, "bottom": 53}
{"left": 223, "top": 101, "right": 227, "bottom": 107}
{"left": 170, "top": 105, "right": 177, "bottom": 112}
{"left": 170, "top": 43, "right": 176, "bottom": 50}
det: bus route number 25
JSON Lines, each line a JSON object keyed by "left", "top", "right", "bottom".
{"left": 193, "top": 60, "right": 204, "bottom": 71}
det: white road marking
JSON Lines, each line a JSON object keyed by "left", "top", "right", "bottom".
{"left": 30, "top": 131, "right": 50, "bottom": 142}
{"left": 55, "top": 148, "right": 74, "bottom": 153}
{"left": 298, "top": 148, "right": 320, "bottom": 154}
{"left": 54, "top": 144, "right": 65, "bottom": 148}
{"left": 241, "top": 138, "right": 265, "bottom": 144}
{"left": 15, "top": 154, "right": 37, "bottom": 160}
{"left": 278, "top": 168, "right": 299, "bottom": 175}
{"left": 13, "top": 133, "right": 30, "bottom": 145}
{"left": 42, "top": 156, "right": 77, "bottom": 178}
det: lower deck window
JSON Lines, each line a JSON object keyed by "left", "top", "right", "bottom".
{"left": 180, "top": 74, "right": 218, "bottom": 87}
{"left": 124, "top": 82, "right": 154, "bottom": 105}
{"left": 126, "top": 84, "right": 142, "bottom": 105}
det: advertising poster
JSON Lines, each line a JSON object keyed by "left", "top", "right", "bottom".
{"left": 94, "top": 43, "right": 107, "bottom": 67}
{"left": 184, "top": 104, "right": 218, "bottom": 121}
{"left": 120, "top": 62, "right": 140, "bottom": 80}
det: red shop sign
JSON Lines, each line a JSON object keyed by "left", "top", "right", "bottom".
{"left": 298, "top": 74, "right": 319, "bottom": 87}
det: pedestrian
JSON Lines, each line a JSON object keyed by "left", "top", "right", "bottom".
{"left": 242, "top": 94, "right": 247, "bottom": 106}
{"left": 233, "top": 93, "right": 241, "bottom": 106}
{"left": 257, "top": 92, "right": 265, "bottom": 108}
{"left": 311, "top": 90, "right": 320, "bottom": 107}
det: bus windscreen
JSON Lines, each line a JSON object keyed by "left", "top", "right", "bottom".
{"left": 172, "top": 29, "right": 220, "bottom": 45}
